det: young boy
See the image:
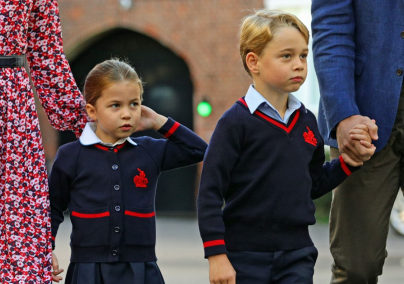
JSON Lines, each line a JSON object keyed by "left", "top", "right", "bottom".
{"left": 197, "top": 9, "right": 376, "bottom": 284}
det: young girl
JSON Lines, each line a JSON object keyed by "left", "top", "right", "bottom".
{"left": 49, "top": 59, "right": 207, "bottom": 284}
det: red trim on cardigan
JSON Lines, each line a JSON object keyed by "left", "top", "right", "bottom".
{"left": 238, "top": 97, "right": 300, "bottom": 134}
{"left": 203, "top": 239, "right": 225, "bottom": 248}
{"left": 164, "top": 122, "right": 180, "bottom": 138}
{"left": 95, "top": 142, "right": 127, "bottom": 152}
{"left": 94, "top": 144, "right": 109, "bottom": 151}
{"left": 71, "top": 211, "right": 110, "bottom": 218}
{"left": 339, "top": 155, "right": 352, "bottom": 176}
{"left": 125, "top": 211, "right": 156, "bottom": 218}
{"left": 116, "top": 143, "right": 126, "bottom": 150}
{"left": 238, "top": 97, "right": 248, "bottom": 107}
{"left": 51, "top": 236, "right": 55, "bottom": 241}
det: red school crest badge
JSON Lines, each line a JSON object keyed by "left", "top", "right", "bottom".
{"left": 303, "top": 126, "right": 317, "bottom": 146}
{"left": 134, "top": 168, "right": 148, "bottom": 188}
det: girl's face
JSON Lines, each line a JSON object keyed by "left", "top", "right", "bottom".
{"left": 86, "top": 81, "right": 142, "bottom": 144}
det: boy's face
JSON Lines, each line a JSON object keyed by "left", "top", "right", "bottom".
{"left": 86, "top": 81, "right": 142, "bottom": 144}
{"left": 252, "top": 27, "right": 308, "bottom": 97}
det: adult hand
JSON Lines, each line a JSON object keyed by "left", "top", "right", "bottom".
{"left": 208, "top": 254, "right": 236, "bottom": 284}
{"left": 336, "top": 115, "right": 378, "bottom": 166}
{"left": 51, "top": 251, "right": 64, "bottom": 282}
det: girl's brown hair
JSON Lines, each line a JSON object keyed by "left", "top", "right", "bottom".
{"left": 84, "top": 58, "right": 144, "bottom": 106}
{"left": 239, "top": 9, "right": 310, "bottom": 77}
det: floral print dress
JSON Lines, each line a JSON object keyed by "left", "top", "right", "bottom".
{"left": 0, "top": 0, "right": 87, "bottom": 283}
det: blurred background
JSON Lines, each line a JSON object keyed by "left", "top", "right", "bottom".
{"left": 36, "top": 0, "right": 404, "bottom": 283}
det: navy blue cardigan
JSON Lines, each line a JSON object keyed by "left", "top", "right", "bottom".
{"left": 197, "top": 98, "right": 358, "bottom": 258}
{"left": 50, "top": 118, "right": 207, "bottom": 262}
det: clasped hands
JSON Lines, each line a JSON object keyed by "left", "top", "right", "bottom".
{"left": 337, "top": 115, "right": 378, "bottom": 167}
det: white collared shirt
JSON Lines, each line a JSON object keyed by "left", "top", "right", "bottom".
{"left": 244, "top": 85, "right": 301, "bottom": 124}
{"left": 79, "top": 123, "right": 137, "bottom": 147}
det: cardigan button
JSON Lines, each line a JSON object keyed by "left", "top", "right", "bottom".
{"left": 111, "top": 250, "right": 118, "bottom": 256}
{"left": 115, "top": 206, "right": 121, "bottom": 212}
{"left": 114, "top": 226, "right": 121, "bottom": 233}
{"left": 401, "top": 31, "right": 404, "bottom": 39}
{"left": 112, "top": 164, "right": 118, "bottom": 170}
{"left": 397, "top": 69, "right": 403, "bottom": 76}
{"left": 114, "top": 185, "right": 120, "bottom": 191}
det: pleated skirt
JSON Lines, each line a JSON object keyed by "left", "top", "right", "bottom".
{"left": 65, "top": 262, "right": 165, "bottom": 284}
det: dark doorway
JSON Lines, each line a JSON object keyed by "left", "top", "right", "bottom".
{"left": 63, "top": 28, "right": 196, "bottom": 213}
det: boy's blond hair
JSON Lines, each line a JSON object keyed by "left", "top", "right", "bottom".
{"left": 239, "top": 9, "right": 310, "bottom": 77}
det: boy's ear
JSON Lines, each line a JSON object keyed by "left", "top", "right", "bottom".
{"left": 86, "top": 104, "right": 97, "bottom": 121}
{"left": 246, "top": 52, "right": 260, "bottom": 75}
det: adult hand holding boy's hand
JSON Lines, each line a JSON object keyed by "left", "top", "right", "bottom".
{"left": 208, "top": 254, "right": 236, "bottom": 284}
{"left": 337, "top": 115, "right": 378, "bottom": 166}
{"left": 349, "top": 123, "right": 376, "bottom": 152}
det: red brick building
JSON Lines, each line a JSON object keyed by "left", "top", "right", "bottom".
{"left": 38, "top": 0, "right": 264, "bottom": 212}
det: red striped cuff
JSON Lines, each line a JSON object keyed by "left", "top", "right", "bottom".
{"left": 339, "top": 155, "right": 352, "bottom": 176}
{"left": 203, "top": 239, "right": 225, "bottom": 248}
{"left": 164, "top": 122, "right": 180, "bottom": 138}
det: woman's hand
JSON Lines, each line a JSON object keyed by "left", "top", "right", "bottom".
{"left": 51, "top": 251, "right": 64, "bottom": 282}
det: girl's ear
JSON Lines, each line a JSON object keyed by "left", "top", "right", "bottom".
{"left": 86, "top": 104, "right": 97, "bottom": 121}
{"left": 246, "top": 52, "right": 260, "bottom": 75}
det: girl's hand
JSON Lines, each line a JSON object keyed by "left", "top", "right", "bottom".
{"left": 208, "top": 254, "right": 236, "bottom": 284}
{"left": 135, "top": 106, "right": 168, "bottom": 132}
{"left": 51, "top": 251, "right": 64, "bottom": 282}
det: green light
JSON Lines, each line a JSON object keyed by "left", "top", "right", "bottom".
{"left": 197, "top": 101, "right": 212, "bottom": 117}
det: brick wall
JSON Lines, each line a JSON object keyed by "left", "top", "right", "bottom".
{"left": 31, "top": 0, "right": 266, "bottom": 211}
{"left": 57, "top": 0, "right": 263, "bottom": 140}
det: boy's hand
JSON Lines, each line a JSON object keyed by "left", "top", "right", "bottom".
{"left": 349, "top": 124, "right": 376, "bottom": 150}
{"left": 135, "top": 105, "right": 168, "bottom": 132}
{"left": 208, "top": 254, "right": 236, "bottom": 284}
{"left": 51, "top": 251, "right": 64, "bottom": 282}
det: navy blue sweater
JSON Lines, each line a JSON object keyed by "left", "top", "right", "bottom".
{"left": 197, "top": 98, "right": 358, "bottom": 258}
{"left": 50, "top": 118, "right": 207, "bottom": 262}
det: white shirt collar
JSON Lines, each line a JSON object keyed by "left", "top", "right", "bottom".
{"left": 244, "top": 85, "right": 301, "bottom": 114}
{"left": 79, "top": 123, "right": 137, "bottom": 147}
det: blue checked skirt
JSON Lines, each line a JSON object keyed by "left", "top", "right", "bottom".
{"left": 65, "top": 262, "right": 165, "bottom": 284}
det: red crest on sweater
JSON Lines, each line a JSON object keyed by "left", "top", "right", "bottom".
{"left": 134, "top": 168, "right": 148, "bottom": 188}
{"left": 303, "top": 126, "right": 317, "bottom": 146}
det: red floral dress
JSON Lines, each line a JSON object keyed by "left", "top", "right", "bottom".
{"left": 0, "top": 0, "right": 87, "bottom": 283}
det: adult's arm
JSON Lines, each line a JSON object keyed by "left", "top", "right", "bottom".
{"left": 311, "top": 0, "right": 377, "bottom": 164}
{"left": 27, "top": 0, "right": 88, "bottom": 138}
{"left": 312, "top": 0, "right": 358, "bottom": 135}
